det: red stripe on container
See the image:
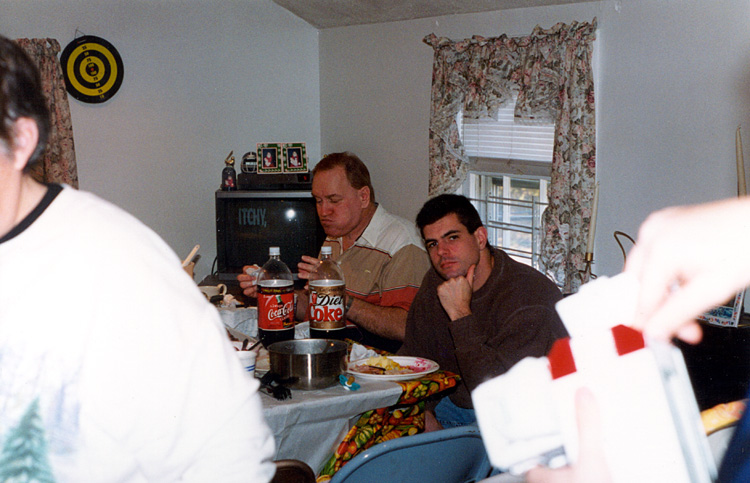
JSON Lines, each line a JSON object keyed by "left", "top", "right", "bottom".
{"left": 548, "top": 337, "right": 576, "bottom": 379}
{"left": 611, "top": 325, "right": 645, "bottom": 356}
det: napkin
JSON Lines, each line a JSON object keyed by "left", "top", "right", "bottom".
{"left": 349, "top": 343, "right": 378, "bottom": 362}
{"left": 294, "top": 321, "right": 310, "bottom": 339}
{"left": 218, "top": 294, "right": 242, "bottom": 308}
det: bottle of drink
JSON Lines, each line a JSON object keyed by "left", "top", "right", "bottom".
{"left": 309, "top": 246, "right": 347, "bottom": 340}
{"left": 257, "top": 246, "right": 295, "bottom": 347}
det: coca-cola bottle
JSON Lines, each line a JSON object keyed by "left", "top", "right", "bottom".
{"left": 309, "top": 246, "right": 347, "bottom": 340}
{"left": 257, "top": 247, "right": 295, "bottom": 347}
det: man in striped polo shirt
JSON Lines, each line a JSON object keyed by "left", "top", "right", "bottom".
{"left": 240, "top": 152, "right": 430, "bottom": 353}
{"left": 302, "top": 152, "right": 431, "bottom": 352}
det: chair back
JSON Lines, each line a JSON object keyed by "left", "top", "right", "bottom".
{"left": 271, "top": 459, "right": 315, "bottom": 483}
{"left": 330, "top": 425, "right": 492, "bottom": 483}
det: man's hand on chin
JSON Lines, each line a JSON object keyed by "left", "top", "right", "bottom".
{"left": 437, "top": 264, "right": 475, "bottom": 320}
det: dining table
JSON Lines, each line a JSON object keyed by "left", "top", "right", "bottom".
{"left": 219, "top": 307, "right": 461, "bottom": 480}
{"left": 261, "top": 374, "right": 403, "bottom": 473}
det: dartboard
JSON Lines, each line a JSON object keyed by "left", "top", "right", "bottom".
{"left": 61, "top": 35, "right": 123, "bottom": 104}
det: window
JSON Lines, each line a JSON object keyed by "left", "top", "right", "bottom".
{"left": 457, "top": 96, "right": 555, "bottom": 270}
{"left": 461, "top": 173, "right": 548, "bottom": 268}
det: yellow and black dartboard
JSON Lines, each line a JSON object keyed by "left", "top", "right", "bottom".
{"left": 61, "top": 35, "right": 123, "bottom": 104}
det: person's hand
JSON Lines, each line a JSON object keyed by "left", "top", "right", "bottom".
{"left": 297, "top": 255, "right": 320, "bottom": 290}
{"left": 237, "top": 264, "right": 261, "bottom": 298}
{"left": 437, "top": 264, "right": 475, "bottom": 321}
{"left": 297, "top": 255, "right": 320, "bottom": 281}
{"left": 526, "top": 388, "right": 611, "bottom": 483}
{"left": 625, "top": 197, "right": 750, "bottom": 344}
{"left": 423, "top": 409, "right": 443, "bottom": 433}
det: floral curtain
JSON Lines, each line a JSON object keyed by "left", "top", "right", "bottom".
{"left": 424, "top": 20, "right": 597, "bottom": 293}
{"left": 15, "top": 38, "right": 78, "bottom": 188}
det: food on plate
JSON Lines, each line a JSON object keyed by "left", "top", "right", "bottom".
{"left": 701, "top": 399, "right": 747, "bottom": 435}
{"left": 351, "top": 355, "right": 421, "bottom": 375}
{"left": 365, "top": 355, "right": 403, "bottom": 371}
{"left": 354, "top": 364, "right": 386, "bottom": 375}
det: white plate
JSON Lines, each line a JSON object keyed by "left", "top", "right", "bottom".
{"left": 347, "top": 356, "right": 439, "bottom": 381}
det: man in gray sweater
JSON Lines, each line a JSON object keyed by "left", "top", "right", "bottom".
{"left": 400, "top": 194, "right": 568, "bottom": 432}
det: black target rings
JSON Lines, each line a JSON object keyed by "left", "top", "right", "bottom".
{"left": 61, "top": 35, "right": 123, "bottom": 104}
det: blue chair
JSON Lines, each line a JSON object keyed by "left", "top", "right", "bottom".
{"left": 329, "top": 425, "right": 493, "bottom": 483}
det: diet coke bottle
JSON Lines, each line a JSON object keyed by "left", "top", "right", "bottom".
{"left": 257, "top": 246, "right": 295, "bottom": 347}
{"left": 309, "top": 246, "right": 347, "bottom": 340}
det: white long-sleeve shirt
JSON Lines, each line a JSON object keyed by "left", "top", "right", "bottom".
{"left": 0, "top": 185, "right": 275, "bottom": 482}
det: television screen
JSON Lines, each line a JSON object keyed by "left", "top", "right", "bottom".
{"left": 215, "top": 190, "right": 326, "bottom": 281}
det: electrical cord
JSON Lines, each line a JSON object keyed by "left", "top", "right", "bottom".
{"left": 614, "top": 231, "right": 635, "bottom": 266}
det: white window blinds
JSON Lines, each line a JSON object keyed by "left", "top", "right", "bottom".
{"left": 460, "top": 98, "right": 555, "bottom": 163}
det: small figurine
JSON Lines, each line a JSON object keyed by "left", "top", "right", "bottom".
{"left": 221, "top": 151, "right": 237, "bottom": 191}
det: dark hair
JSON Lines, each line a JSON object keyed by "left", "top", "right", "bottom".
{"left": 416, "top": 194, "right": 483, "bottom": 235}
{"left": 313, "top": 151, "right": 375, "bottom": 202}
{"left": 0, "top": 35, "right": 49, "bottom": 169}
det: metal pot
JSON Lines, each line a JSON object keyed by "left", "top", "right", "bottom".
{"left": 268, "top": 339, "right": 348, "bottom": 390}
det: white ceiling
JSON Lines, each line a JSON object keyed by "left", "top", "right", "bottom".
{"left": 272, "top": 0, "right": 597, "bottom": 29}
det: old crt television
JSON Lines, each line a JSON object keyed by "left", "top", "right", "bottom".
{"left": 215, "top": 190, "right": 326, "bottom": 281}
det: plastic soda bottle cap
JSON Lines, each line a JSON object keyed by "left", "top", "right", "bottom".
{"left": 269, "top": 246, "right": 280, "bottom": 256}
{"left": 321, "top": 246, "right": 332, "bottom": 255}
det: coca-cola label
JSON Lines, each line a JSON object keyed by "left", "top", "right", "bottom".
{"left": 258, "top": 282, "right": 294, "bottom": 330}
{"left": 309, "top": 282, "right": 345, "bottom": 330}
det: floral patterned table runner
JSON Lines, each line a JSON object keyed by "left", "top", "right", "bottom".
{"left": 316, "top": 369, "right": 460, "bottom": 481}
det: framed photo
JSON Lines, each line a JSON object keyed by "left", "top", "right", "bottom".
{"left": 698, "top": 292, "right": 745, "bottom": 327}
{"left": 257, "top": 143, "right": 282, "bottom": 174}
{"left": 283, "top": 143, "right": 308, "bottom": 172}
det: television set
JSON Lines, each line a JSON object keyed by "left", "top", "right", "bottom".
{"left": 215, "top": 190, "right": 326, "bottom": 282}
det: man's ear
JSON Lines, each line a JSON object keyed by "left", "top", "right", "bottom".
{"left": 474, "top": 226, "right": 488, "bottom": 250}
{"left": 358, "top": 186, "right": 371, "bottom": 207}
{"left": 10, "top": 117, "right": 39, "bottom": 171}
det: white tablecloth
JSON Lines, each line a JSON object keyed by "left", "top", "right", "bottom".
{"left": 219, "top": 307, "right": 258, "bottom": 337}
{"left": 261, "top": 378, "right": 403, "bottom": 472}
{"left": 219, "top": 307, "right": 403, "bottom": 471}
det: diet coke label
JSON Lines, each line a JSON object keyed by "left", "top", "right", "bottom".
{"left": 309, "top": 280, "right": 345, "bottom": 330}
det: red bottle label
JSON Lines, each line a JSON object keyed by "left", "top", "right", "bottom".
{"left": 258, "top": 281, "right": 294, "bottom": 330}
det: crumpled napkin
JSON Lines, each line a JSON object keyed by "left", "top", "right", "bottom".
{"left": 349, "top": 343, "right": 378, "bottom": 362}
{"left": 218, "top": 294, "right": 242, "bottom": 308}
